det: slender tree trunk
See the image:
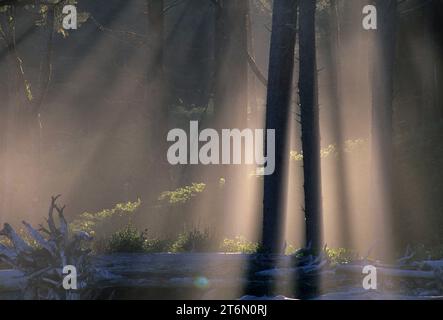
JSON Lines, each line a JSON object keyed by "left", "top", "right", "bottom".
{"left": 299, "top": 0, "right": 323, "bottom": 254}
{"left": 371, "top": 0, "right": 397, "bottom": 259}
{"left": 422, "top": 0, "right": 439, "bottom": 122}
{"left": 246, "top": 0, "right": 259, "bottom": 129}
{"left": 261, "top": 0, "right": 298, "bottom": 254}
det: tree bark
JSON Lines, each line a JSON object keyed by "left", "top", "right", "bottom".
{"left": 261, "top": 0, "right": 298, "bottom": 254}
{"left": 299, "top": 0, "right": 323, "bottom": 254}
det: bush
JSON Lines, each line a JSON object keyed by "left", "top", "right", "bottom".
{"left": 106, "top": 225, "right": 147, "bottom": 253}
{"left": 170, "top": 229, "right": 215, "bottom": 253}
{"left": 220, "top": 236, "right": 259, "bottom": 254}
{"left": 103, "top": 225, "right": 173, "bottom": 254}
{"left": 144, "top": 238, "right": 173, "bottom": 253}
{"left": 325, "top": 247, "right": 358, "bottom": 264}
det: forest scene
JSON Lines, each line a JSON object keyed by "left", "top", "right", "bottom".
{"left": 0, "top": 0, "right": 443, "bottom": 301}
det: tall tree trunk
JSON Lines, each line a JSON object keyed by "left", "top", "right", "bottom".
{"left": 299, "top": 0, "right": 323, "bottom": 254}
{"left": 261, "top": 0, "right": 298, "bottom": 254}
{"left": 422, "top": 0, "right": 439, "bottom": 122}
{"left": 371, "top": 0, "right": 397, "bottom": 259}
{"left": 246, "top": 0, "right": 259, "bottom": 129}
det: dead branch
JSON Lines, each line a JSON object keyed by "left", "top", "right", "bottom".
{"left": 0, "top": 195, "right": 94, "bottom": 300}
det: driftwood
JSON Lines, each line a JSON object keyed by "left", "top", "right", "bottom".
{"left": 336, "top": 264, "right": 435, "bottom": 279}
{"left": 0, "top": 196, "right": 93, "bottom": 300}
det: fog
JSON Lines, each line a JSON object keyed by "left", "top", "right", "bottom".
{"left": 1, "top": 0, "right": 442, "bottom": 260}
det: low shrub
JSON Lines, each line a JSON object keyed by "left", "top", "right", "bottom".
{"left": 106, "top": 225, "right": 147, "bottom": 253}
{"left": 325, "top": 247, "right": 358, "bottom": 264}
{"left": 170, "top": 229, "right": 215, "bottom": 253}
{"left": 220, "top": 236, "right": 259, "bottom": 254}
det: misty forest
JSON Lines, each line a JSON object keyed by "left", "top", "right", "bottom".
{"left": 1, "top": 0, "right": 443, "bottom": 300}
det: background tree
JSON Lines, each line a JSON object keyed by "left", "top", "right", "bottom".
{"left": 299, "top": 0, "right": 323, "bottom": 254}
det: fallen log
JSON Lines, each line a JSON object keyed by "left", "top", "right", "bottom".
{"left": 420, "top": 260, "right": 443, "bottom": 270}
{"left": 336, "top": 264, "right": 435, "bottom": 279}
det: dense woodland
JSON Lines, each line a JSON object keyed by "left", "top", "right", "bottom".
{"left": 0, "top": 0, "right": 442, "bottom": 273}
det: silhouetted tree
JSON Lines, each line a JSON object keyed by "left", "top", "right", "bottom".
{"left": 299, "top": 0, "right": 323, "bottom": 254}
{"left": 262, "top": 0, "right": 298, "bottom": 254}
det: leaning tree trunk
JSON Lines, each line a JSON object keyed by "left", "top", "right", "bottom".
{"left": 261, "top": 0, "right": 298, "bottom": 254}
{"left": 299, "top": 0, "right": 323, "bottom": 254}
{"left": 370, "top": 0, "right": 397, "bottom": 259}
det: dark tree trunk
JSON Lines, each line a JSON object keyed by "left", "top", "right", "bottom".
{"left": 422, "top": 0, "right": 440, "bottom": 122}
{"left": 299, "top": 0, "right": 323, "bottom": 254}
{"left": 261, "top": 0, "right": 298, "bottom": 254}
{"left": 371, "top": 0, "right": 397, "bottom": 258}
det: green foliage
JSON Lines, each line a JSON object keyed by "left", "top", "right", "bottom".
{"left": 220, "top": 236, "right": 259, "bottom": 254}
{"left": 98, "top": 225, "right": 171, "bottom": 254}
{"left": 290, "top": 139, "right": 366, "bottom": 161}
{"left": 325, "top": 247, "right": 358, "bottom": 264}
{"left": 285, "top": 244, "right": 298, "bottom": 255}
{"left": 159, "top": 183, "right": 206, "bottom": 205}
{"left": 143, "top": 238, "right": 173, "bottom": 254}
{"left": 70, "top": 198, "right": 141, "bottom": 237}
{"left": 170, "top": 229, "right": 215, "bottom": 253}
{"left": 106, "top": 225, "right": 147, "bottom": 253}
